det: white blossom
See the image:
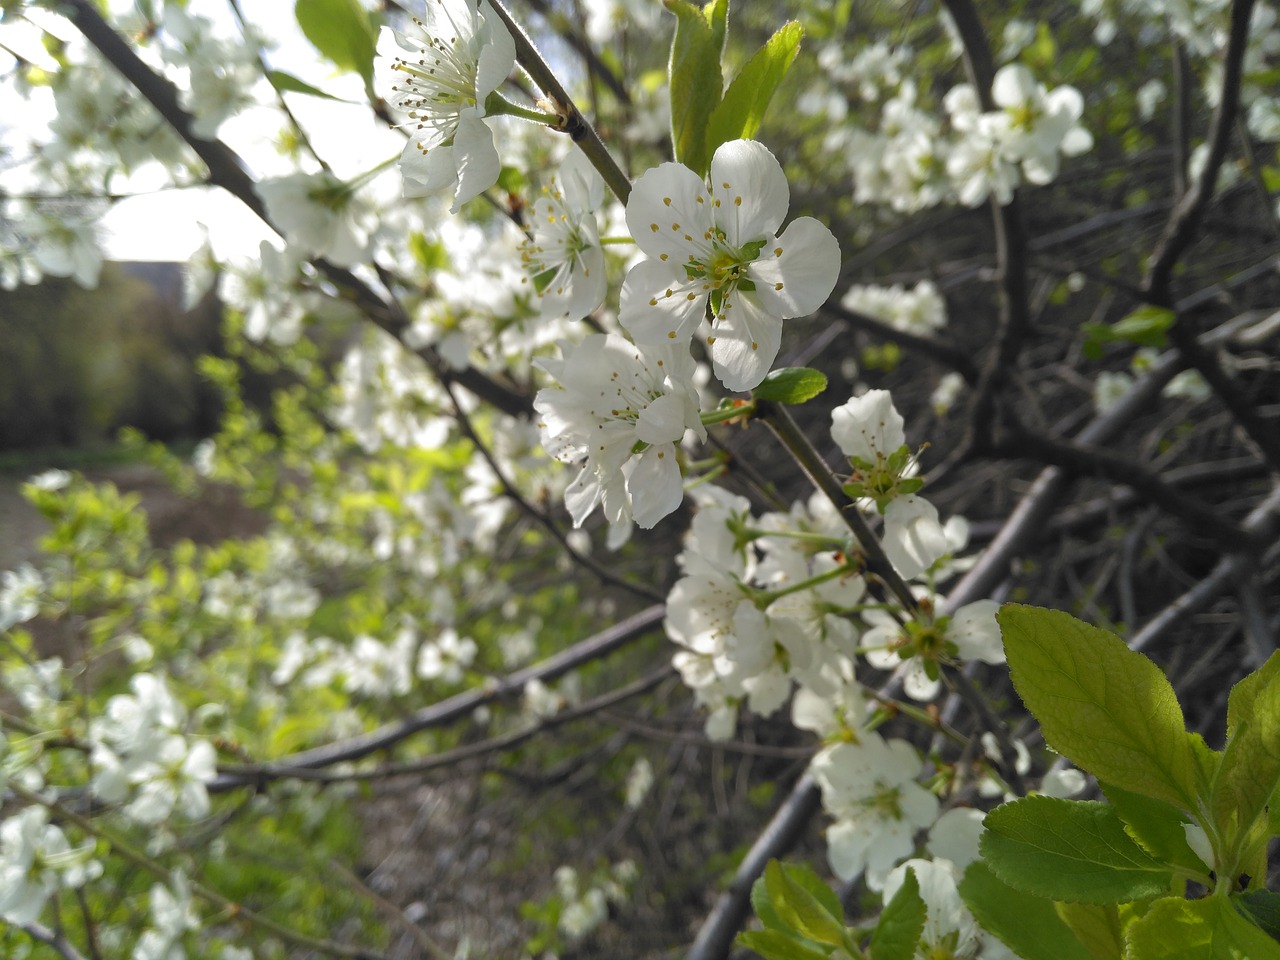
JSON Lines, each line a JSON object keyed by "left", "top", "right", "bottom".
{"left": 535, "top": 333, "right": 705, "bottom": 529}
{"left": 620, "top": 139, "right": 840, "bottom": 391}
{"left": 521, "top": 150, "right": 608, "bottom": 320}
{"left": 377, "top": 1, "right": 516, "bottom": 211}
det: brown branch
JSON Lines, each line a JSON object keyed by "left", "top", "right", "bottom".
{"left": 990, "top": 423, "right": 1258, "bottom": 553}
{"left": 823, "top": 303, "right": 981, "bottom": 384}
{"left": 219, "top": 664, "right": 673, "bottom": 785}
{"left": 490, "top": 0, "right": 632, "bottom": 204}
{"left": 209, "top": 604, "right": 665, "bottom": 790}
{"left": 756, "top": 400, "right": 920, "bottom": 615}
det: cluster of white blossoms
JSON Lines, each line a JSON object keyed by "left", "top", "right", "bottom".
{"left": 818, "top": 50, "right": 1092, "bottom": 213}
{"left": 659, "top": 387, "right": 1027, "bottom": 889}
{"left": 89, "top": 673, "right": 218, "bottom": 826}
{"left": 839, "top": 279, "right": 948, "bottom": 337}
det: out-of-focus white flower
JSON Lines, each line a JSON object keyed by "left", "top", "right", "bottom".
{"left": 619, "top": 139, "right": 840, "bottom": 391}
{"left": 1137, "top": 79, "right": 1168, "bottom": 121}
{"left": 257, "top": 171, "right": 374, "bottom": 268}
{"left": 1094, "top": 370, "right": 1134, "bottom": 414}
{"left": 926, "top": 807, "right": 986, "bottom": 871}
{"left": 991, "top": 64, "right": 1093, "bottom": 184}
{"left": 377, "top": 1, "right": 516, "bottom": 211}
{"left": 882, "top": 858, "right": 982, "bottom": 957}
{"left": 416, "top": 628, "right": 478, "bottom": 685}
{"left": 624, "top": 757, "right": 654, "bottom": 810}
{"left": 521, "top": 150, "right": 608, "bottom": 320}
{"left": 0, "top": 564, "right": 43, "bottom": 631}
{"left": 811, "top": 734, "right": 939, "bottom": 888}
{"left": 0, "top": 806, "right": 101, "bottom": 924}
{"left": 535, "top": 333, "right": 705, "bottom": 529}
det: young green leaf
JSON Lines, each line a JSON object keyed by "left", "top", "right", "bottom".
{"left": 868, "top": 866, "right": 925, "bottom": 960}
{"left": 981, "top": 796, "right": 1173, "bottom": 904}
{"left": 704, "top": 21, "right": 803, "bottom": 161}
{"left": 737, "top": 929, "right": 834, "bottom": 960}
{"left": 1123, "top": 896, "right": 1280, "bottom": 959}
{"left": 958, "top": 860, "right": 1094, "bottom": 960}
{"left": 295, "top": 0, "right": 377, "bottom": 88}
{"left": 1234, "top": 890, "right": 1280, "bottom": 942}
{"left": 267, "top": 69, "right": 351, "bottom": 102}
{"left": 1227, "top": 650, "right": 1280, "bottom": 738}
{"left": 763, "top": 859, "right": 848, "bottom": 948}
{"left": 1054, "top": 902, "right": 1124, "bottom": 960}
{"left": 997, "top": 604, "right": 1198, "bottom": 811}
{"left": 1100, "top": 782, "right": 1211, "bottom": 875}
{"left": 752, "top": 367, "right": 828, "bottom": 404}
{"left": 665, "top": 0, "right": 727, "bottom": 176}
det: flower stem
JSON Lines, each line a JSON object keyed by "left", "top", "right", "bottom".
{"left": 753, "top": 561, "right": 861, "bottom": 606}
{"left": 701, "top": 400, "right": 756, "bottom": 428}
{"left": 484, "top": 92, "right": 561, "bottom": 126}
{"left": 756, "top": 400, "right": 920, "bottom": 614}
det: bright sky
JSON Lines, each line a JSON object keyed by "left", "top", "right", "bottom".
{"left": 0, "top": 1, "right": 401, "bottom": 261}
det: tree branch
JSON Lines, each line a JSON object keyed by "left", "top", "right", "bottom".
{"left": 209, "top": 604, "right": 665, "bottom": 788}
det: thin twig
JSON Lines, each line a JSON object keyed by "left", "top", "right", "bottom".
{"left": 490, "top": 0, "right": 632, "bottom": 204}
{"left": 209, "top": 604, "right": 665, "bottom": 788}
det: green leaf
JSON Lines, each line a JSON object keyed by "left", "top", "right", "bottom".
{"left": 1235, "top": 891, "right": 1280, "bottom": 943}
{"left": 295, "top": 0, "right": 377, "bottom": 87}
{"left": 1109, "top": 305, "right": 1175, "bottom": 347}
{"left": 997, "top": 604, "right": 1198, "bottom": 811}
{"left": 1123, "top": 896, "right": 1280, "bottom": 959}
{"left": 981, "top": 796, "right": 1173, "bottom": 904}
{"left": 665, "top": 0, "right": 727, "bottom": 175}
{"left": 751, "top": 871, "right": 787, "bottom": 932}
{"left": 704, "top": 21, "right": 803, "bottom": 161}
{"left": 958, "top": 860, "right": 1094, "bottom": 960}
{"left": 1101, "top": 782, "right": 1210, "bottom": 875}
{"left": 1056, "top": 902, "right": 1125, "bottom": 960}
{"left": 763, "top": 860, "right": 848, "bottom": 948}
{"left": 267, "top": 69, "right": 349, "bottom": 102}
{"left": 737, "top": 929, "right": 833, "bottom": 960}
{"left": 753, "top": 367, "right": 827, "bottom": 404}
{"left": 868, "top": 866, "right": 925, "bottom": 960}
{"left": 1212, "top": 652, "right": 1280, "bottom": 845}
{"left": 1227, "top": 651, "right": 1280, "bottom": 737}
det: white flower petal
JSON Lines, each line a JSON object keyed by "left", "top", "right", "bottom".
{"left": 625, "top": 444, "right": 684, "bottom": 528}
{"left": 620, "top": 259, "right": 708, "bottom": 345}
{"left": 625, "top": 160, "right": 713, "bottom": 260}
{"left": 708, "top": 139, "right": 789, "bottom": 246}
{"left": 451, "top": 112, "right": 501, "bottom": 211}
{"left": 748, "top": 216, "right": 841, "bottom": 318}
{"left": 707, "top": 290, "right": 782, "bottom": 391}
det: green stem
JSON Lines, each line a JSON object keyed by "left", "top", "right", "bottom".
{"left": 701, "top": 400, "right": 756, "bottom": 428}
{"left": 753, "top": 561, "right": 861, "bottom": 607}
{"left": 484, "top": 91, "right": 561, "bottom": 126}
{"left": 488, "top": 0, "right": 633, "bottom": 204}
{"left": 738, "top": 527, "right": 849, "bottom": 550}
{"left": 756, "top": 400, "right": 920, "bottom": 614}
{"left": 600, "top": 236, "right": 634, "bottom": 245}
